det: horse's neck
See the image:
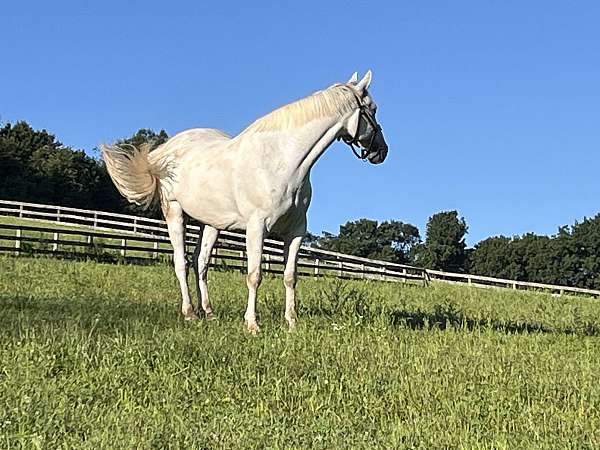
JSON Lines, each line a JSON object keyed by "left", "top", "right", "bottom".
{"left": 259, "top": 116, "right": 343, "bottom": 184}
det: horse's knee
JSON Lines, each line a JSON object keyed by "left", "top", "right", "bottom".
{"left": 247, "top": 270, "right": 262, "bottom": 288}
{"left": 283, "top": 270, "right": 297, "bottom": 289}
{"left": 174, "top": 257, "right": 187, "bottom": 276}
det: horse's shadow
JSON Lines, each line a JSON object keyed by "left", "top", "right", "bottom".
{"left": 4, "top": 292, "right": 600, "bottom": 338}
{"left": 0, "top": 294, "right": 179, "bottom": 336}
{"left": 387, "top": 304, "right": 600, "bottom": 337}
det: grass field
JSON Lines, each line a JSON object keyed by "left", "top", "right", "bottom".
{"left": 1, "top": 256, "right": 600, "bottom": 449}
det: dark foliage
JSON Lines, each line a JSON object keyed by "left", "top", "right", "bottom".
{"left": 468, "top": 216, "right": 600, "bottom": 290}
{"left": 0, "top": 120, "right": 167, "bottom": 215}
{"left": 312, "top": 218, "right": 421, "bottom": 264}
{"left": 413, "top": 211, "right": 468, "bottom": 272}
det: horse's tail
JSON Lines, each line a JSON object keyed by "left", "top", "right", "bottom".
{"left": 100, "top": 142, "right": 168, "bottom": 210}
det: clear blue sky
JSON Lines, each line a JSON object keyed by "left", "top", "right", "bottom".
{"left": 2, "top": 1, "right": 599, "bottom": 245}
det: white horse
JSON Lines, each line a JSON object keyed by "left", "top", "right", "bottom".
{"left": 102, "top": 70, "right": 388, "bottom": 332}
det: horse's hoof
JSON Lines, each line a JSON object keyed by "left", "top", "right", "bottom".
{"left": 246, "top": 322, "right": 260, "bottom": 335}
{"left": 205, "top": 311, "right": 216, "bottom": 321}
{"left": 183, "top": 311, "right": 199, "bottom": 321}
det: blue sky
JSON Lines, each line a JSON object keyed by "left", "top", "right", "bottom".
{"left": 2, "top": 1, "right": 599, "bottom": 245}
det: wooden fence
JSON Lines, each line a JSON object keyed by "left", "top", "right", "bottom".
{"left": 426, "top": 269, "right": 600, "bottom": 297}
{"left": 0, "top": 200, "right": 426, "bottom": 283}
{"left": 1, "top": 199, "right": 599, "bottom": 298}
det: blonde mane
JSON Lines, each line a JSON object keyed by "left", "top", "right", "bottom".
{"left": 243, "top": 84, "right": 359, "bottom": 133}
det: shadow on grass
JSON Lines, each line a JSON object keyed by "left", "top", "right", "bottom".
{"left": 0, "top": 293, "right": 181, "bottom": 335}
{"left": 3, "top": 289, "right": 600, "bottom": 338}
{"left": 388, "top": 303, "right": 600, "bottom": 337}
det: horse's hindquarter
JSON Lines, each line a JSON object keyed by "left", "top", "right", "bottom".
{"left": 156, "top": 129, "right": 242, "bottom": 230}
{"left": 173, "top": 144, "right": 246, "bottom": 230}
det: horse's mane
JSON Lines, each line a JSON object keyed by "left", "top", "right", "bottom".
{"left": 242, "top": 84, "right": 359, "bottom": 134}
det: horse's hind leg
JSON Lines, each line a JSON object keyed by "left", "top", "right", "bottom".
{"left": 163, "top": 200, "right": 196, "bottom": 320}
{"left": 192, "top": 225, "right": 219, "bottom": 318}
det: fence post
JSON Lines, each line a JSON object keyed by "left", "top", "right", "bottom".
{"left": 314, "top": 258, "right": 320, "bottom": 276}
{"left": 338, "top": 260, "right": 343, "bottom": 277}
{"left": 133, "top": 218, "right": 138, "bottom": 234}
{"left": 153, "top": 241, "right": 159, "bottom": 259}
{"left": 57, "top": 207, "right": 61, "bottom": 223}
{"left": 52, "top": 232, "right": 59, "bottom": 252}
{"left": 240, "top": 250, "right": 245, "bottom": 272}
{"left": 121, "top": 238, "right": 126, "bottom": 257}
{"left": 402, "top": 268, "right": 407, "bottom": 283}
{"left": 15, "top": 228, "right": 21, "bottom": 256}
{"left": 210, "top": 247, "right": 216, "bottom": 267}
{"left": 265, "top": 253, "right": 271, "bottom": 272}
{"left": 381, "top": 266, "right": 386, "bottom": 281}
{"left": 19, "top": 204, "right": 23, "bottom": 218}
{"left": 214, "top": 247, "right": 220, "bottom": 267}
{"left": 93, "top": 212, "right": 98, "bottom": 229}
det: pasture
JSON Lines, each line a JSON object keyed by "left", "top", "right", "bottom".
{"left": 1, "top": 256, "right": 599, "bottom": 449}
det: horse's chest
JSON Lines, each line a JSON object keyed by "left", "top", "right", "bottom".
{"left": 266, "top": 180, "right": 311, "bottom": 230}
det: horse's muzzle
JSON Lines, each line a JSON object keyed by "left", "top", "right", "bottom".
{"left": 367, "top": 145, "right": 388, "bottom": 165}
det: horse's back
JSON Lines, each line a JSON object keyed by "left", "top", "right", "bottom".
{"left": 153, "top": 128, "right": 231, "bottom": 160}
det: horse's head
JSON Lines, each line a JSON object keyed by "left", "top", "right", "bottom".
{"left": 341, "top": 70, "right": 388, "bottom": 165}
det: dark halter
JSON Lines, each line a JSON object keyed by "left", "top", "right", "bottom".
{"left": 339, "top": 90, "right": 383, "bottom": 160}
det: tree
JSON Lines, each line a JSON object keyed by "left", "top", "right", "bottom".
{"left": 569, "top": 215, "right": 600, "bottom": 289}
{"left": 468, "top": 236, "right": 524, "bottom": 279}
{"left": 314, "top": 218, "right": 420, "bottom": 263}
{"left": 117, "top": 128, "right": 169, "bottom": 151}
{"left": 415, "top": 211, "right": 468, "bottom": 272}
{"left": 0, "top": 121, "right": 63, "bottom": 202}
{"left": 467, "top": 215, "right": 600, "bottom": 290}
{"left": 0, "top": 120, "right": 131, "bottom": 212}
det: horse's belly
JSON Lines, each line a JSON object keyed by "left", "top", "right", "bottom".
{"left": 176, "top": 192, "right": 246, "bottom": 231}
{"left": 168, "top": 153, "right": 247, "bottom": 229}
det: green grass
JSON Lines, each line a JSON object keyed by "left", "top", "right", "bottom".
{"left": 1, "top": 256, "right": 599, "bottom": 449}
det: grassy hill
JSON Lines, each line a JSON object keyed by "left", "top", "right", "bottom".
{"left": 1, "top": 256, "right": 599, "bottom": 449}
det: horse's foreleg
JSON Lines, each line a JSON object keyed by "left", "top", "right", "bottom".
{"left": 192, "top": 225, "right": 219, "bottom": 318}
{"left": 164, "top": 201, "right": 196, "bottom": 320}
{"left": 283, "top": 235, "right": 303, "bottom": 331}
{"left": 244, "top": 220, "right": 265, "bottom": 334}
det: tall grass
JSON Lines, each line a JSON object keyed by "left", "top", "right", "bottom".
{"left": 1, "top": 256, "right": 599, "bottom": 449}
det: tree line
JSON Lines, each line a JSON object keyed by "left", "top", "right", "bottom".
{"left": 312, "top": 211, "right": 600, "bottom": 290}
{"left": 1, "top": 120, "right": 598, "bottom": 289}
{"left": 0, "top": 121, "right": 167, "bottom": 217}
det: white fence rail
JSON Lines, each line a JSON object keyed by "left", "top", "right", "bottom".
{"left": 1, "top": 199, "right": 599, "bottom": 298}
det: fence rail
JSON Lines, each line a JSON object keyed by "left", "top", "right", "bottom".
{"left": 1, "top": 199, "right": 599, "bottom": 298}
{"left": 0, "top": 221, "right": 426, "bottom": 283}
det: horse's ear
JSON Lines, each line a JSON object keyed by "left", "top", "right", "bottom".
{"left": 355, "top": 70, "right": 373, "bottom": 93}
{"left": 348, "top": 72, "right": 358, "bottom": 84}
